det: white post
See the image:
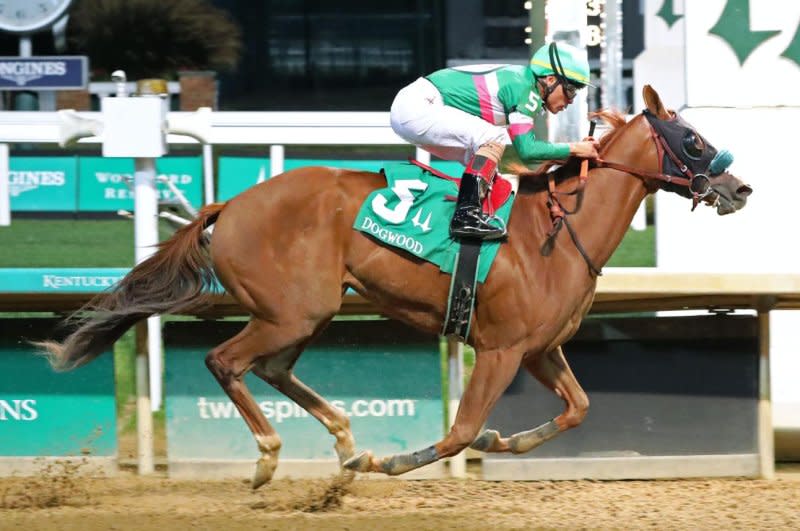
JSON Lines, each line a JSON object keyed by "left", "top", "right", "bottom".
{"left": 134, "top": 156, "right": 158, "bottom": 473}
{"left": 758, "top": 310, "right": 775, "bottom": 479}
{"left": 269, "top": 144, "right": 285, "bottom": 177}
{"left": 415, "top": 147, "right": 431, "bottom": 165}
{"left": 203, "top": 143, "right": 214, "bottom": 205}
{"left": 631, "top": 203, "right": 647, "bottom": 231}
{"left": 0, "top": 144, "right": 9, "bottom": 226}
{"left": 447, "top": 336, "right": 466, "bottom": 478}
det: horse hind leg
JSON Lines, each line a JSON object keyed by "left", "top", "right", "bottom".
{"left": 251, "top": 343, "right": 356, "bottom": 479}
{"left": 345, "top": 346, "right": 524, "bottom": 476}
{"left": 204, "top": 318, "right": 312, "bottom": 489}
{"left": 470, "top": 346, "right": 589, "bottom": 454}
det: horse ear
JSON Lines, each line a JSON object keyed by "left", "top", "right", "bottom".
{"left": 642, "top": 85, "right": 670, "bottom": 119}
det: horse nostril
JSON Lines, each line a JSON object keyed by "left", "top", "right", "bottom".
{"left": 737, "top": 185, "right": 753, "bottom": 197}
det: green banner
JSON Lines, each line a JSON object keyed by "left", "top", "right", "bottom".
{"left": 0, "top": 268, "right": 128, "bottom": 293}
{"left": 165, "top": 320, "right": 443, "bottom": 461}
{"left": 78, "top": 156, "right": 203, "bottom": 211}
{"left": 0, "top": 319, "right": 117, "bottom": 457}
{"left": 216, "top": 156, "right": 269, "bottom": 201}
{"left": 8, "top": 156, "right": 78, "bottom": 212}
{"left": 217, "top": 158, "right": 407, "bottom": 201}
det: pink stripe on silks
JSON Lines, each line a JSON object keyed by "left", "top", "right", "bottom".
{"left": 473, "top": 76, "right": 495, "bottom": 124}
{"left": 508, "top": 123, "right": 534, "bottom": 140}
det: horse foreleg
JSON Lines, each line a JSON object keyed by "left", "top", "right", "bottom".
{"left": 470, "top": 346, "right": 589, "bottom": 454}
{"left": 204, "top": 319, "right": 286, "bottom": 489}
{"left": 252, "top": 352, "right": 356, "bottom": 476}
{"left": 344, "top": 347, "right": 524, "bottom": 476}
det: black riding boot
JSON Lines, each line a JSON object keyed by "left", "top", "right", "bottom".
{"left": 449, "top": 172, "right": 506, "bottom": 240}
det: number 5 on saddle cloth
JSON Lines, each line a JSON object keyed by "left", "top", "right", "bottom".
{"left": 353, "top": 161, "right": 515, "bottom": 341}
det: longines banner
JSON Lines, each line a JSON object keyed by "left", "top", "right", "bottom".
{"left": 8, "top": 156, "right": 78, "bottom": 211}
{"left": 165, "top": 319, "right": 444, "bottom": 462}
{"left": 0, "top": 56, "right": 88, "bottom": 90}
{"left": 78, "top": 156, "right": 203, "bottom": 211}
{"left": 0, "top": 319, "right": 117, "bottom": 457}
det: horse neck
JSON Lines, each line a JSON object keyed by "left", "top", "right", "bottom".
{"left": 562, "top": 114, "right": 658, "bottom": 269}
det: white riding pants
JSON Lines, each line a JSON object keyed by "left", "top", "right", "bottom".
{"left": 390, "top": 77, "right": 510, "bottom": 166}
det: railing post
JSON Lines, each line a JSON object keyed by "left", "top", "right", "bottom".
{"left": 270, "top": 144, "right": 285, "bottom": 176}
{"left": 203, "top": 143, "right": 215, "bottom": 205}
{"left": 447, "top": 336, "right": 466, "bottom": 478}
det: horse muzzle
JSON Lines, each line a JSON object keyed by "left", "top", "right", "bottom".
{"left": 708, "top": 172, "right": 752, "bottom": 215}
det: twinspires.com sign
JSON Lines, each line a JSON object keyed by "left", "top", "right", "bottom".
{"left": 0, "top": 56, "right": 88, "bottom": 90}
{"left": 165, "top": 320, "right": 444, "bottom": 462}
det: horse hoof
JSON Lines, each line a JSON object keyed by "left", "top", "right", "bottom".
{"left": 252, "top": 457, "right": 276, "bottom": 490}
{"left": 343, "top": 451, "right": 372, "bottom": 472}
{"left": 470, "top": 429, "right": 500, "bottom": 452}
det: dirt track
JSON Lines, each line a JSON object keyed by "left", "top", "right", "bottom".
{"left": 2, "top": 465, "right": 799, "bottom": 530}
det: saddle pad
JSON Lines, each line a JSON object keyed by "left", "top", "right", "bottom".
{"left": 352, "top": 162, "right": 515, "bottom": 283}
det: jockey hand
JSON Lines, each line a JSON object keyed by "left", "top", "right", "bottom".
{"left": 569, "top": 140, "right": 600, "bottom": 159}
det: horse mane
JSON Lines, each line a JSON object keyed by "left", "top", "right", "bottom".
{"left": 508, "top": 109, "right": 629, "bottom": 183}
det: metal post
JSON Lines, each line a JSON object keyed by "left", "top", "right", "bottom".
{"left": 528, "top": 0, "right": 548, "bottom": 143}
{"left": 0, "top": 144, "right": 9, "bottom": 226}
{"left": 758, "top": 310, "right": 775, "bottom": 479}
{"left": 203, "top": 143, "right": 214, "bottom": 205}
{"left": 447, "top": 336, "right": 466, "bottom": 478}
{"left": 415, "top": 147, "right": 430, "bottom": 165}
{"left": 546, "top": 0, "right": 590, "bottom": 141}
{"left": 601, "top": 0, "right": 624, "bottom": 110}
{"left": 135, "top": 321, "right": 155, "bottom": 475}
{"left": 134, "top": 156, "right": 158, "bottom": 472}
{"left": 269, "top": 144, "right": 285, "bottom": 177}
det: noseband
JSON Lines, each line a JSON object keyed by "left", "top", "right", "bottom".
{"left": 543, "top": 111, "right": 719, "bottom": 277}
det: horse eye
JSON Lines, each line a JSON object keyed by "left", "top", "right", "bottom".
{"left": 682, "top": 131, "right": 704, "bottom": 159}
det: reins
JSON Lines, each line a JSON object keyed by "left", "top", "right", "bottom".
{"left": 542, "top": 114, "right": 707, "bottom": 278}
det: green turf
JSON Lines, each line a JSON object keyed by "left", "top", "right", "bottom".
{"left": 0, "top": 218, "right": 655, "bottom": 268}
{"left": 0, "top": 219, "right": 176, "bottom": 267}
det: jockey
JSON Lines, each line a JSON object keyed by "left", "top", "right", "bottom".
{"left": 390, "top": 41, "right": 600, "bottom": 240}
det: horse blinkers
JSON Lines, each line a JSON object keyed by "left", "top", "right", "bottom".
{"left": 643, "top": 110, "right": 720, "bottom": 205}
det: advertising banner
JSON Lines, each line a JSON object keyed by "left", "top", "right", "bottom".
{"left": 8, "top": 157, "right": 78, "bottom": 212}
{"left": 216, "top": 156, "right": 269, "bottom": 201}
{"left": 0, "top": 319, "right": 117, "bottom": 458}
{"left": 165, "top": 320, "right": 443, "bottom": 466}
{"left": 217, "top": 157, "right": 461, "bottom": 202}
{"left": 0, "top": 56, "right": 88, "bottom": 90}
{"left": 0, "top": 268, "right": 127, "bottom": 293}
{"left": 78, "top": 156, "right": 203, "bottom": 211}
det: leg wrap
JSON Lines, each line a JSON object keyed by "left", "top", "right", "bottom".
{"left": 379, "top": 445, "right": 439, "bottom": 475}
{"left": 508, "top": 419, "right": 561, "bottom": 454}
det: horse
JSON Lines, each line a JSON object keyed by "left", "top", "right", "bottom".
{"left": 38, "top": 85, "right": 752, "bottom": 489}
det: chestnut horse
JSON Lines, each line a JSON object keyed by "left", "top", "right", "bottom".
{"left": 40, "top": 86, "right": 751, "bottom": 488}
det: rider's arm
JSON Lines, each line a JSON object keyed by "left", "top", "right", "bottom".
{"left": 508, "top": 111, "right": 571, "bottom": 161}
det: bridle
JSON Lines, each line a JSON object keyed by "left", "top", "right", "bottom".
{"left": 543, "top": 111, "right": 721, "bottom": 277}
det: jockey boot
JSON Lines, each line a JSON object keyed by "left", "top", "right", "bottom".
{"left": 450, "top": 152, "right": 506, "bottom": 241}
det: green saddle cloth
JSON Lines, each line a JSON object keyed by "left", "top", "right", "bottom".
{"left": 352, "top": 162, "right": 515, "bottom": 283}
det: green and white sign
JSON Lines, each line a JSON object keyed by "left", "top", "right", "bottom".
{"left": 8, "top": 156, "right": 78, "bottom": 212}
{"left": 0, "top": 319, "right": 117, "bottom": 457}
{"left": 78, "top": 156, "right": 203, "bottom": 211}
{"left": 0, "top": 268, "right": 127, "bottom": 293}
{"left": 165, "top": 320, "right": 443, "bottom": 461}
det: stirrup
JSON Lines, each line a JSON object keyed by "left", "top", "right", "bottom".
{"left": 450, "top": 215, "right": 507, "bottom": 241}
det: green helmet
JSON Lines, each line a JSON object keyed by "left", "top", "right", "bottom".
{"left": 530, "top": 42, "right": 592, "bottom": 86}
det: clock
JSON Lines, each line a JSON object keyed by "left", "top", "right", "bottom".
{"left": 0, "top": 0, "right": 73, "bottom": 34}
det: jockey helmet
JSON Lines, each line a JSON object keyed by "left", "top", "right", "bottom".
{"left": 530, "top": 42, "right": 593, "bottom": 87}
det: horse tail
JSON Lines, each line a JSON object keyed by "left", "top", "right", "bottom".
{"left": 37, "top": 202, "right": 227, "bottom": 371}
